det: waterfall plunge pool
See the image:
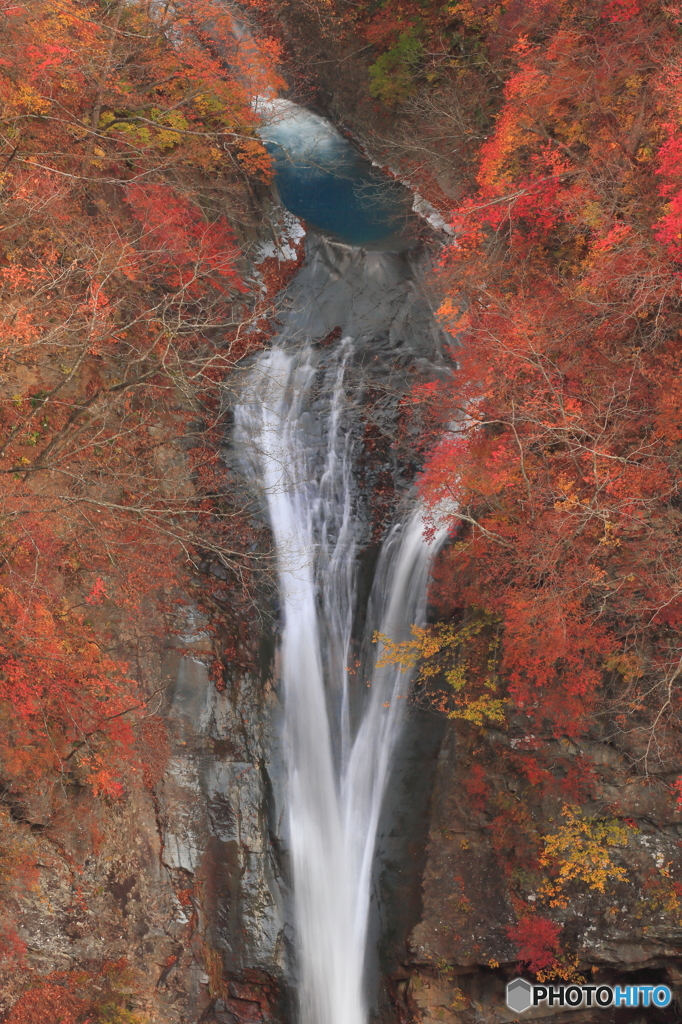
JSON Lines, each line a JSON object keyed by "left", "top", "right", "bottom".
{"left": 257, "top": 98, "right": 418, "bottom": 250}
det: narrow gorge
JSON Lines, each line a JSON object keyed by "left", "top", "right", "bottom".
{"left": 4, "top": 3, "right": 682, "bottom": 1024}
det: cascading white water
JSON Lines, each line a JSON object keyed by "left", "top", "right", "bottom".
{"left": 235, "top": 331, "right": 445, "bottom": 1024}
{"left": 207, "top": 15, "right": 450, "bottom": 1012}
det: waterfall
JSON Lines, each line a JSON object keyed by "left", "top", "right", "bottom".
{"left": 234, "top": 304, "right": 445, "bottom": 1024}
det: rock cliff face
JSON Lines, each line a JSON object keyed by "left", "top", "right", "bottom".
{"left": 155, "top": 608, "right": 288, "bottom": 1024}
{"left": 396, "top": 721, "right": 682, "bottom": 1024}
{"left": 1, "top": 222, "right": 445, "bottom": 1024}
{"left": 2, "top": 585, "right": 289, "bottom": 1024}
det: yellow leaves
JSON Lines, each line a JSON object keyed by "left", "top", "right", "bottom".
{"left": 581, "top": 201, "right": 605, "bottom": 230}
{"left": 194, "top": 91, "right": 225, "bottom": 117}
{"left": 99, "top": 107, "right": 190, "bottom": 152}
{"left": 539, "top": 805, "right": 630, "bottom": 907}
{"left": 375, "top": 619, "right": 490, "bottom": 672}
{"left": 535, "top": 953, "right": 584, "bottom": 985}
{"left": 445, "top": 663, "right": 467, "bottom": 690}
{"left": 15, "top": 83, "right": 49, "bottom": 114}
{"left": 553, "top": 475, "right": 589, "bottom": 512}
{"left": 598, "top": 520, "right": 620, "bottom": 548}
{"left": 150, "top": 107, "right": 189, "bottom": 149}
{"left": 553, "top": 116, "right": 587, "bottom": 149}
{"left": 602, "top": 651, "right": 642, "bottom": 683}
{"left": 588, "top": 565, "right": 607, "bottom": 586}
{"left": 153, "top": 128, "right": 182, "bottom": 149}
{"left": 374, "top": 624, "right": 432, "bottom": 671}
{"left": 444, "top": 0, "right": 503, "bottom": 30}
{"left": 374, "top": 614, "right": 506, "bottom": 725}
{"left": 646, "top": 870, "right": 682, "bottom": 921}
{"left": 448, "top": 693, "right": 508, "bottom": 725}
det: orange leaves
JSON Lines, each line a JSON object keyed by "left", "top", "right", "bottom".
{"left": 124, "top": 183, "right": 245, "bottom": 296}
{"left": 4, "top": 981, "right": 89, "bottom": 1024}
{"left": 0, "top": 581, "right": 138, "bottom": 799}
{"left": 0, "top": 0, "right": 276, "bottom": 826}
{"left": 0, "top": 0, "right": 274, "bottom": 185}
{"left": 416, "top": 1, "right": 682, "bottom": 738}
{"left": 477, "top": 61, "right": 549, "bottom": 189}
{"left": 0, "top": 584, "right": 135, "bottom": 725}
{"left": 81, "top": 753, "right": 126, "bottom": 800}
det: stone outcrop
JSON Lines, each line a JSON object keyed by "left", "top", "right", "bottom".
{"left": 393, "top": 722, "right": 682, "bottom": 1024}
{"left": 1, "top": 591, "right": 289, "bottom": 1024}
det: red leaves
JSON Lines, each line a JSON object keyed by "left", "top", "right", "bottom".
{"left": 0, "top": 585, "right": 138, "bottom": 784}
{"left": 655, "top": 112, "right": 682, "bottom": 259}
{"left": 671, "top": 776, "right": 682, "bottom": 810}
{"left": 26, "top": 43, "right": 74, "bottom": 78}
{"left": 463, "top": 764, "right": 490, "bottom": 811}
{"left": 602, "top": 0, "right": 641, "bottom": 22}
{"left": 4, "top": 961, "right": 141, "bottom": 1024}
{"left": 415, "top": 2, "right": 682, "bottom": 740}
{"left": 85, "top": 577, "right": 107, "bottom": 605}
{"left": 0, "top": 922, "right": 27, "bottom": 967}
{"left": 124, "top": 183, "right": 245, "bottom": 296}
{"left": 507, "top": 915, "right": 562, "bottom": 974}
{"left": 420, "top": 310, "right": 682, "bottom": 733}
{"left": 0, "top": 0, "right": 270, "bottom": 816}
{"left": 4, "top": 982, "right": 89, "bottom": 1024}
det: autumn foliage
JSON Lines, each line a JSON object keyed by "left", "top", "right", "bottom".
{"left": 8, "top": 0, "right": 682, "bottom": 994}
{"left": 385, "top": 1, "right": 682, "bottom": 764}
{"left": 5, "top": 960, "right": 148, "bottom": 1024}
{"left": 0, "top": 0, "right": 280, "bottom": 796}
{"left": 0, "top": 0, "right": 286, "bottom": 1011}
{"left": 506, "top": 915, "right": 562, "bottom": 975}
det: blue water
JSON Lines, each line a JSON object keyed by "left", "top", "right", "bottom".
{"left": 258, "top": 99, "right": 417, "bottom": 249}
